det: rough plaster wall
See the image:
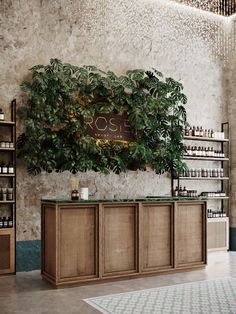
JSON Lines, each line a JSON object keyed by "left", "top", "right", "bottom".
{"left": 0, "top": 0, "right": 226, "bottom": 240}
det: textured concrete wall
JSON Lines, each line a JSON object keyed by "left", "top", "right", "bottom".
{"left": 226, "top": 15, "right": 236, "bottom": 231}
{"left": 0, "top": 0, "right": 227, "bottom": 241}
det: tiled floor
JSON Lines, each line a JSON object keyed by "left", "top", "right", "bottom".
{"left": 0, "top": 251, "right": 235, "bottom": 314}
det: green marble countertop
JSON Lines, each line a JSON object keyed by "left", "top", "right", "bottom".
{"left": 41, "top": 196, "right": 207, "bottom": 203}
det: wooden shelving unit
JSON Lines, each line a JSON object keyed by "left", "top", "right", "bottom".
{"left": 0, "top": 99, "right": 16, "bottom": 275}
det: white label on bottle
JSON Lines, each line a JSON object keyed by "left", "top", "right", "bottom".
{"left": 8, "top": 167, "right": 14, "bottom": 174}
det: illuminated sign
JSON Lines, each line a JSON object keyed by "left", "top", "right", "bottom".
{"left": 85, "top": 114, "right": 134, "bottom": 141}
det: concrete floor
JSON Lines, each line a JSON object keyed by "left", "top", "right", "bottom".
{"left": 0, "top": 251, "right": 235, "bottom": 314}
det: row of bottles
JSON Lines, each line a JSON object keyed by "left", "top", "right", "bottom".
{"left": 178, "top": 168, "right": 224, "bottom": 178}
{"left": 0, "top": 188, "right": 14, "bottom": 201}
{"left": 184, "top": 145, "right": 225, "bottom": 158}
{"left": 184, "top": 126, "right": 225, "bottom": 139}
{"left": 201, "top": 191, "right": 226, "bottom": 197}
{"left": 174, "top": 187, "right": 227, "bottom": 198}
{"left": 0, "top": 162, "right": 14, "bottom": 174}
{"left": 0, "top": 216, "right": 13, "bottom": 228}
{"left": 0, "top": 141, "right": 14, "bottom": 148}
{"left": 208, "top": 209, "right": 227, "bottom": 218}
{"left": 173, "top": 186, "right": 197, "bottom": 197}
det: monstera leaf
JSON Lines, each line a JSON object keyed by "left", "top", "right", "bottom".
{"left": 17, "top": 59, "right": 187, "bottom": 175}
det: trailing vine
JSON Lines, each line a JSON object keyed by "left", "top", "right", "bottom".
{"left": 17, "top": 58, "right": 187, "bottom": 175}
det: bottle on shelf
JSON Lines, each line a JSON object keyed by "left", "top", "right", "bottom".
{"left": 0, "top": 108, "right": 4, "bottom": 121}
{"left": 189, "top": 126, "right": 193, "bottom": 136}
{"left": 208, "top": 209, "right": 213, "bottom": 218}
{"left": 1, "top": 162, "right": 8, "bottom": 174}
{"left": 0, "top": 217, "right": 13, "bottom": 228}
{"left": 7, "top": 188, "right": 13, "bottom": 201}
{"left": 7, "top": 162, "right": 14, "bottom": 174}
{"left": 199, "top": 126, "right": 204, "bottom": 137}
{"left": 173, "top": 186, "right": 179, "bottom": 196}
{"left": 196, "top": 126, "right": 200, "bottom": 137}
{"left": 2, "top": 217, "right": 8, "bottom": 228}
{"left": 185, "top": 127, "right": 189, "bottom": 136}
{"left": 7, "top": 217, "right": 13, "bottom": 228}
{"left": 183, "top": 186, "right": 187, "bottom": 196}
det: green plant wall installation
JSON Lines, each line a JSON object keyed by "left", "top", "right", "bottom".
{"left": 17, "top": 58, "right": 187, "bottom": 175}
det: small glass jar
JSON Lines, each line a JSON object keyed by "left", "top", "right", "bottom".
{"left": 2, "top": 164, "right": 8, "bottom": 174}
{"left": 0, "top": 108, "right": 4, "bottom": 121}
{"left": 71, "top": 190, "right": 79, "bottom": 200}
{"left": 8, "top": 163, "right": 14, "bottom": 174}
{"left": 7, "top": 188, "right": 13, "bottom": 201}
{"left": 1, "top": 188, "right": 7, "bottom": 201}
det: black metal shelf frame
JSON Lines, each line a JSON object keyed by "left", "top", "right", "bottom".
{"left": 0, "top": 99, "right": 16, "bottom": 275}
{"left": 172, "top": 122, "right": 230, "bottom": 217}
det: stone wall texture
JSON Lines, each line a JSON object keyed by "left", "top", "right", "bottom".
{"left": 0, "top": 0, "right": 233, "bottom": 240}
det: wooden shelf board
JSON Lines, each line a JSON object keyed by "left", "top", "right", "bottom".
{"left": 183, "top": 156, "right": 229, "bottom": 161}
{"left": 0, "top": 148, "right": 15, "bottom": 151}
{"left": 206, "top": 197, "right": 229, "bottom": 200}
{"left": 0, "top": 174, "right": 15, "bottom": 177}
{"left": 176, "top": 177, "right": 229, "bottom": 180}
{"left": 0, "top": 121, "right": 15, "bottom": 125}
{"left": 0, "top": 201, "right": 15, "bottom": 204}
{"left": 207, "top": 217, "right": 228, "bottom": 220}
{"left": 184, "top": 136, "right": 229, "bottom": 142}
{"left": 0, "top": 227, "right": 15, "bottom": 231}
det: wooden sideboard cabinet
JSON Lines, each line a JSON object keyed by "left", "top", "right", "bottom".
{"left": 41, "top": 199, "right": 207, "bottom": 287}
{"left": 0, "top": 228, "right": 15, "bottom": 275}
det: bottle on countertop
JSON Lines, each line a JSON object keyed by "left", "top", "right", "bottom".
{"left": 71, "top": 190, "right": 79, "bottom": 201}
